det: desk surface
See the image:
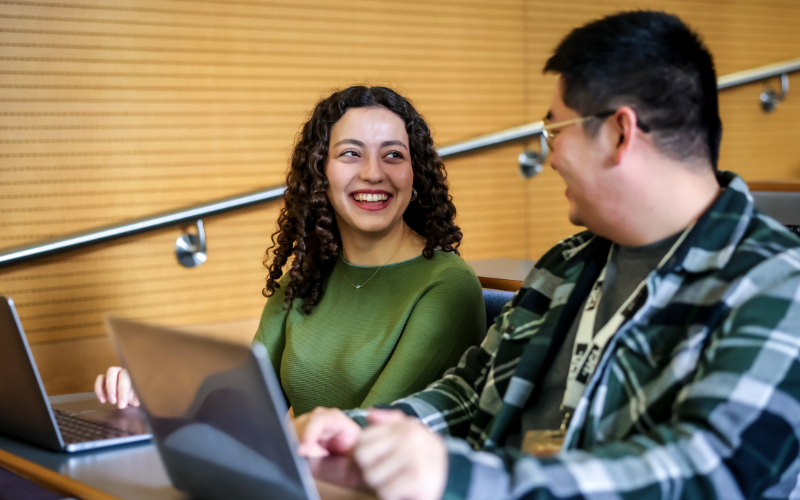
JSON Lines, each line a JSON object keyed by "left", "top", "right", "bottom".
{"left": 467, "top": 258, "right": 535, "bottom": 291}
{"left": 749, "top": 180, "right": 800, "bottom": 192}
{"left": 0, "top": 395, "right": 374, "bottom": 500}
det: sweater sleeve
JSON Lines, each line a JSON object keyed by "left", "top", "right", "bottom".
{"left": 358, "top": 266, "right": 486, "bottom": 409}
{"left": 253, "top": 277, "right": 291, "bottom": 386}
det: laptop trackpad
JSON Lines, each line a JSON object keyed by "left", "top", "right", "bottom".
{"left": 51, "top": 398, "right": 151, "bottom": 435}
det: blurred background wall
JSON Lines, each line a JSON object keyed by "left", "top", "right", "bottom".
{"left": 1, "top": 0, "right": 798, "bottom": 394}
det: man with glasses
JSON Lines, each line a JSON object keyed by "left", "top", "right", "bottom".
{"left": 295, "top": 10, "right": 800, "bottom": 500}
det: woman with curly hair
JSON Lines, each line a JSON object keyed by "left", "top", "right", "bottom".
{"left": 94, "top": 86, "right": 485, "bottom": 416}
{"left": 255, "top": 86, "right": 485, "bottom": 416}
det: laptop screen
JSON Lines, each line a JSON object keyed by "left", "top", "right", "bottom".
{"left": 107, "top": 316, "right": 318, "bottom": 500}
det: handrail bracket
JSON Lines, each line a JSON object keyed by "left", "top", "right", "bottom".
{"left": 175, "top": 220, "right": 208, "bottom": 268}
{"left": 761, "top": 73, "right": 790, "bottom": 112}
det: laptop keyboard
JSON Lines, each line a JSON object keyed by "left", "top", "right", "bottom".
{"left": 53, "top": 408, "right": 139, "bottom": 445}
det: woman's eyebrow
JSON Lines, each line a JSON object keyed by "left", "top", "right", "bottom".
{"left": 332, "top": 138, "right": 408, "bottom": 150}
{"left": 381, "top": 140, "right": 408, "bottom": 150}
{"left": 333, "top": 138, "right": 365, "bottom": 148}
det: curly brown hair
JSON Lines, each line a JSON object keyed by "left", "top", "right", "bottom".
{"left": 263, "top": 86, "right": 462, "bottom": 314}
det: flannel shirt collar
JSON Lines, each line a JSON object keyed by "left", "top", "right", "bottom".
{"left": 560, "top": 236, "right": 594, "bottom": 262}
{"left": 560, "top": 170, "right": 751, "bottom": 275}
{"left": 669, "top": 170, "right": 753, "bottom": 274}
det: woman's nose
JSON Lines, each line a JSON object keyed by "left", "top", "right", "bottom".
{"left": 360, "top": 155, "right": 385, "bottom": 182}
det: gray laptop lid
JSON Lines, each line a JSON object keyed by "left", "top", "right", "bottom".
{"left": 0, "top": 296, "right": 64, "bottom": 451}
{"left": 107, "top": 316, "right": 319, "bottom": 500}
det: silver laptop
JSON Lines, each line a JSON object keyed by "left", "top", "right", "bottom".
{"left": 106, "top": 315, "right": 352, "bottom": 500}
{"left": 0, "top": 296, "right": 151, "bottom": 453}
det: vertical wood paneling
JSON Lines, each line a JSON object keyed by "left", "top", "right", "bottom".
{"left": 522, "top": 0, "right": 800, "bottom": 260}
{"left": 0, "top": 0, "right": 527, "bottom": 395}
{"left": 0, "top": 0, "right": 798, "bottom": 395}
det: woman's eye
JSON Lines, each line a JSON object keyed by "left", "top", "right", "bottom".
{"left": 385, "top": 151, "right": 405, "bottom": 160}
{"left": 340, "top": 150, "right": 360, "bottom": 157}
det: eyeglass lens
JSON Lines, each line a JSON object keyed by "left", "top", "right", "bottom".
{"left": 543, "top": 130, "right": 555, "bottom": 152}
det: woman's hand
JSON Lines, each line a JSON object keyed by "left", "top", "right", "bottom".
{"left": 94, "top": 366, "right": 140, "bottom": 409}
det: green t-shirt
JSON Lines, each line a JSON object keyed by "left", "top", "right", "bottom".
{"left": 254, "top": 250, "right": 486, "bottom": 416}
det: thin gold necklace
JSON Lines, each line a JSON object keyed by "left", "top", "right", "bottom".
{"left": 340, "top": 234, "right": 406, "bottom": 290}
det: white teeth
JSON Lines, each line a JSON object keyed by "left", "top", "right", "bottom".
{"left": 353, "top": 193, "right": 388, "bottom": 202}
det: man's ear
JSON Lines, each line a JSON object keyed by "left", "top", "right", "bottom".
{"left": 609, "top": 106, "right": 638, "bottom": 165}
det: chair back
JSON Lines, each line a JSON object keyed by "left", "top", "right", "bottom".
{"left": 482, "top": 289, "right": 515, "bottom": 331}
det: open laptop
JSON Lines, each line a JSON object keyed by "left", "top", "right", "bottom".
{"left": 0, "top": 296, "right": 151, "bottom": 453}
{"left": 106, "top": 315, "right": 364, "bottom": 500}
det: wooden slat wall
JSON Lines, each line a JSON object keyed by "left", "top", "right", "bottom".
{"left": 523, "top": 0, "right": 800, "bottom": 259}
{"left": 0, "top": 0, "right": 798, "bottom": 395}
{"left": 0, "top": 0, "right": 527, "bottom": 395}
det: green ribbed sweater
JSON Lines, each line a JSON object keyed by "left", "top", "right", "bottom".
{"left": 254, "top": 250, "right": 486, "bottom": 416}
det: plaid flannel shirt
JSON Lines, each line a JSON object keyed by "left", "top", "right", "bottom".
{"left": 348, "top": 171, "right": 800, "bottom": 500}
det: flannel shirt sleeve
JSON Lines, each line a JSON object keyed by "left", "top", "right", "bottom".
{"left": 440, "top": 271, "right": 800, "bottom": 500}
{"left": 346, "top": 296, "right": 516, "bottom": 434}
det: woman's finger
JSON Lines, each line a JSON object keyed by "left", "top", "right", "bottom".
{"left": 117, "top": 368, "right": 132, "bottom": 409}
{"left": 94, "top": 374, "right": 107, "bottom": 403}
{"left": 104, "top": 366, "right": 121, "bottom": 405}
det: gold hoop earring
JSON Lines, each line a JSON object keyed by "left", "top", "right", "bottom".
{"left": 410, "top": 188, "right": 418, "bottom": 202}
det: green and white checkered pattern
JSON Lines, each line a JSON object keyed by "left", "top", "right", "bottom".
{"left": 348, "top": 171, "right": 800, "bottom": 500}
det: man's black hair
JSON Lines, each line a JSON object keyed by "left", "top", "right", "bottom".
{"left": 544, "top": 11, "right": 722, "bottom": 169}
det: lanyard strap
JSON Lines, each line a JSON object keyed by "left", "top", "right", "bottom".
{"left": 561, "top": 226, "right": 692, "bottom": 411}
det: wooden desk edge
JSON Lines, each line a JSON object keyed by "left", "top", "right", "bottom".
{"left": 0, "top": 446, "right": 376, "bottom": 500}
{"left": 748, "top": 181, "right": 800, "bottom": 192}
{"left": 479, "top": 277, "right": 523, "bottom": 292}
{"left": 315, "top": 479, "right": 377, "bottom": 500}
{"left": 0, "top": 448, "right": 120, "bottom": 500}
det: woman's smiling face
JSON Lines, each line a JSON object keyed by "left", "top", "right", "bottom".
{"left": 325, "top": 106, "right": 414, "bottom": 238}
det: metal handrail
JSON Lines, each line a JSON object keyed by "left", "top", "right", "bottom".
{"left": 439, "top": 57, "right": 800, "bottom": 158}
{"left": 1, "top": 57, "right": 798, "bottom": 269}
{"left": 0, "top": 186, "right": 285, "bottom": 268}
{"left": 437, "top": 121, "right": 544, "bottom": 159}
{"left": 718, "top": 57, "right": 800, "bottom": 90}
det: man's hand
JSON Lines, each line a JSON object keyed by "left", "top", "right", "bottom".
{"left": 355, "top": 409, "right": 447, "bottom": 500}
{"left": 295, "top": 407, "right": 363, "bottom": 458}
{"left": 94, "top": 366, "right": 140, "bottom": 409}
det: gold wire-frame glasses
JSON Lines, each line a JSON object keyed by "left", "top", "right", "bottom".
{"left": 541, "top": 110, "right": 650, "bottom": 152}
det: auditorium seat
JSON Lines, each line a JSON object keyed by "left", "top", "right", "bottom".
{"left": 483, "top": 289, "right": 516, "bottom": 330}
